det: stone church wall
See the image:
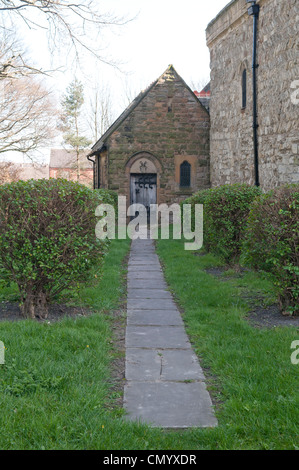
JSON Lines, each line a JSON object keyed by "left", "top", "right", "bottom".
{"left": 206, "top": 0, "right": 299, "bottom": 190}
{"left": 101, "top": 67, "right": 210, "bottom": 206}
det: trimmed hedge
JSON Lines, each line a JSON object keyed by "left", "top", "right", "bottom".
{"left": 180, "top": 189, "right": 211, "bottom": 251}
{"left": 181, "top": 184, "right": 261, "bottom": 263}
{"left": 0, "top": 178, "right": 112, "bottom": 319}
{"left": 203, "top": 184, "right": 261, "bottom": 263}
{"left": 242, "top": 185, "right": 299, "bottom": 315}
{"left": 95, "top": 189, "right": 119, "bottom": 218}
{"left": 180, "top": 189, "right": 211, "bottom": 229}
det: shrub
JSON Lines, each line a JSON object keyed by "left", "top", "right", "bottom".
{"left": 95, "top": 189, "right": 118, "bottom": 218}
{"left": 242, "top": 185, "right": 299, "bottom": 315}
{"left": 180, "top": 189, "right": 211, "bottom": 249}
{"left": 203, "top": 184, "right": 261, "bottom": 263}
{"left": 0, "top": 178, "right": 108, "bottom": 319}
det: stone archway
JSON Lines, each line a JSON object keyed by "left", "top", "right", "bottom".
{"left": 125, "top": 152, "right": 162, "bottom": 221}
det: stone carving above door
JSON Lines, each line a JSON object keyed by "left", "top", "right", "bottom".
{"left": 130, "top": 157, "right": 157, "bottom": 174}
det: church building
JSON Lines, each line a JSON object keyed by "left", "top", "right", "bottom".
{"left": 206, "top": 0, "right": 299, "bottom": 189}
{"left": 88, "top": 1, "right": 298, "bottom": 199}
{"left": 87, "top": 65, "right": 210, "bottom": 213}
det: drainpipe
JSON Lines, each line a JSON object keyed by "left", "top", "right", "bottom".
{"left": 87, "top": 146, "right": 106, "bottom": 189}
{"left": 247, "top": 0, "right": 260, "bottom": 187}
{"left": 87, "top": 152, "right": 96, "bottom": 189}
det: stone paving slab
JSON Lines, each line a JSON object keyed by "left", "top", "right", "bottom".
{"left": 129, "top": 255, "right": 159, "bottom": 260}
{"left": 127, "top": 289, "right": 173, "bottom": 300}
{"left": 127, "top": 279, "right": 168, "bottom": 289}
{"left": 128, "top": 271, "right": 166, "bottom": 281}
{"left": 128, "top": 264, "right": 161, "bottom": 270}
{"left": 127, "top": 309, "right": 183, "bottom": 326}
{"left": 130, "top": 247, "right": 156, "bottom": 253}
{"left": 126, "top": 348, "right": 205, "bottom": 382}
{"left": 129, "top": 255, "right": 160, "bottom": 260}
{"left": 128, "top": 265, "right": 162, "bottom": 272}
{"left": 125, "top": 326, "right": 191, "bottom": 349}
{"left": 127, "top": 298, "right": 177, "bottom": 311}
{"left": 124, "top": 381, "right": 218, "bottom": 428}
{"left": 129, "top": 252, "right": 158, "bottom": 255}
{"left": 128, "top": 261, "right": 161, "bottom": 266}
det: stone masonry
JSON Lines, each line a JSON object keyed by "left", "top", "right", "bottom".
{"left": 206, "top": 0, "right": 299, "bottom": 190}
{"left": 89, "top": 65, "right": 210, "bottom": 205}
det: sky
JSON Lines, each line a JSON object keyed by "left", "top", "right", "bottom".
{"left": 4, "top": 0, "right": 231, "bottom": 163}
{"left": 94, "top": 0, "right": 230, "bottom": 99}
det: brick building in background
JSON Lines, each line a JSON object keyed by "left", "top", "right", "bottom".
{"left": 50, "top": 149, "right": 93, "bottom": 188}
{"left": 206, "top": 0, "right": 299, "bottom": 190}
{"left": 194, "top": 83, "right": 210, "bottom": 113}
{"left": 0, "top": 162, "right": 49, "bottom": 184}
{"left": 87, "top": 65, "right": 210, "bottom": 213}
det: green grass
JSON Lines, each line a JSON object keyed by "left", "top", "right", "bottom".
{"left": 0, "top": 237, "right": 298, "bottom": 450}
{"left": 156, "top": 238, "right": 299, "bottom": 450}
{"left": 0, "top": 238, "right": 133, "bottom": 450}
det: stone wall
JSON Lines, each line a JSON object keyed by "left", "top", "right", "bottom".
{"left": 98, "top": 66, "right": 210, "bottom": 205}
{"left": 206, "top": 0, "right": 299, "bottom": 190}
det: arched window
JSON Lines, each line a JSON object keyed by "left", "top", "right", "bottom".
{"left": 180, "top": 161, "right": 191, "bottom": 187}
{"left": 242, "top": 68, "right": 247, "bottom": 109}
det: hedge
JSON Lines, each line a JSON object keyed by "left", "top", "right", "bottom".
{"left": 242, "top": 185, "right": 299, "bottom": 315}
{"left": 95, "top": 189, "right": 119, "bottom": 218}
{"left": 181, "top": 184, "right": 261, "bottom": 263}
{"left": 0, "top": 179, "right": 113, "bottom": 319}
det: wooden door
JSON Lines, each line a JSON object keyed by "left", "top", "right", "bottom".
{"left": 130, "top": 173, "right": 157, "bottom": 222}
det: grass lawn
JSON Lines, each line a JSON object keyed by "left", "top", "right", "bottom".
{"left": 0, "top": 237, "right": 298, "bottom": 450}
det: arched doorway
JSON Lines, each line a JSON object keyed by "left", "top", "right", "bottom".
{"left": 127, "top": 153, "right": 159, "bottom": 222}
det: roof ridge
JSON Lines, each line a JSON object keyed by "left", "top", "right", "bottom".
{"left": 89, "top": 65, "right": 208, "bottom": 156}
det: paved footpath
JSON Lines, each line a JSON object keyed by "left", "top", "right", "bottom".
{"left": 123, "top": 237, "right": 218, "bottom": 428}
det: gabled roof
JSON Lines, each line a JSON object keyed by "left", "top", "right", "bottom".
{"left": 200, "top": 82, "right": 210, "bottom": 94}
{"left": 194, "top": 82, "right": 211, "bottom": 112}
{"left": 88, "top": 65, "right": 209, "bottom": 156}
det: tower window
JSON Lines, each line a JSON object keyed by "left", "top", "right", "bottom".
{"left": 242, "top": 68, "right": 247, "bottom": 109}
{"left": 180, "top": 161, "right": 191, "bottom": 187}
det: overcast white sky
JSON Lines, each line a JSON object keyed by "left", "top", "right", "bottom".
{"left": 5, "top": 0, "right": 231, "bottom": 162}
{"left": 95, "top": 0, "right": 231, "bottom": 99}
{"left": 29, "top": 0, "right": 230, "bottom": 107}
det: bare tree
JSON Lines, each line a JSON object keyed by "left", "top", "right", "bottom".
{"left": 0, "top": 2, "right": 131, "bottom": 161}
{"left": 0, "top": 32, "right": 48, "bottom": 80}
{"left": 120, "top": 76, "right": 144, "bottom": 109}
{"left": 0, "top": 75, "right": 57, "bottom": 155}
{"left": 190, "top": 77, "right": 210, "bottom": 93}
{"left": 0, "top": 1, "right": 130, "bottom": 70}
{"left": 0, "top": 161, "right": 21, "bottom": 184}
{"left": 87, "top": 83, "right": 113, "bottom": 142}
